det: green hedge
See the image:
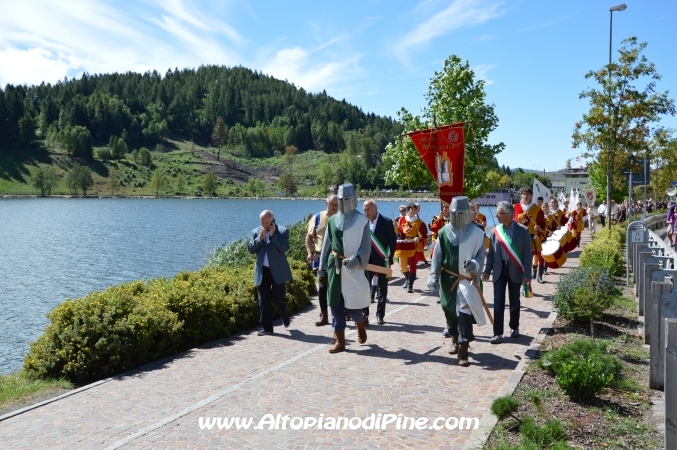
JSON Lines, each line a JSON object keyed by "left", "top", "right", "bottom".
{"left": 24, "top": 217, "right": 317, "bottom": 384}
{"left": 579, "top": 224, "right": 625, "bottom": 275}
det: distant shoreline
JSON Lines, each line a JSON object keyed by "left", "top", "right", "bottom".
{"left": 0, "top": 194, "right": 443, "bottom": 202}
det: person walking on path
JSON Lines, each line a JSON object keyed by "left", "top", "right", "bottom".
{"left": 482, "top": 201, "right": 532, "bottom": 344}
{"left": 395, "top": 203, "right": 426, "bottom": 293}
{"left": 513, "top": 187, "right": 546, "bottom": 286}
{"left": 587, "top": 202, "right": 597, "bottom": 234}
{"left": 362, "top": 199, "right": 397, "bottom": 325}
{"left": 598, "top": 200, "right": 607, "bottom": 228}
{"left": 414, "top": 203, "right": 430, "bottom": 267}
{"left": 429, "top": 203, "right": 450, "bottom": 309}
{"left": 248, "top": 210, "right": 293, "bottom": 336}
{"left": 318, "top": 183, "right": 372, "bottom": 353}
{"left": 305, "top": 194, "right": 339, "bottom": 326}
{"left": 427, "top": 197, "right": 487, "bottom": 366}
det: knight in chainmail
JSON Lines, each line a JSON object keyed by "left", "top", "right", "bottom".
{"left": 318, "top": 184, "right": 372, "bottom": 353}
{"left": 427, "top": 196, "right": 487, "bottom": 367}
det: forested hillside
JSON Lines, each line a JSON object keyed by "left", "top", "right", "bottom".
{"left": 0, "top": 65, "right": 402, "bottom": 159}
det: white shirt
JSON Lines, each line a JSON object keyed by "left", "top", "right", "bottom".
{"left": 598, "top": 204, "right": 607, "bottom": 215}
{"left": 262, "top": 230, "right": 271, "bottom": 267}
{"left": 369, "top": 213, "right": 379, "bottom": 232}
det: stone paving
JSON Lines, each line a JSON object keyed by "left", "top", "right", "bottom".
{"left": 0, "top": 232, "right": 589, "bottom": 450}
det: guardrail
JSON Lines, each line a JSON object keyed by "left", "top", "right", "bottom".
{"left": 627, "top": 220, "right": 676, "bottom": 450}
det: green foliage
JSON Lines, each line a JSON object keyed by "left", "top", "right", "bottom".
{"left": 109, "top": 135, "right": 128, "bottom": 159}
{"left": 539, "top": 338, "right": 620, "bottom": 400}
{"left": 59, "top": 125, "right": 93, "bottom": 158}
{"left": 23, "top": 262, "right": 313, "bottom": 384}
{"left": 519, "top": 416, "right": 568, "bottom": 449}
{"left": 0, "top": 370, "right": 73, "bottom": 409}
{"left": 579, "top": 224, "right": 625, "bottom": 275}
{"left": 150, "top": 169, "right": 167, "bottom": 196}
{"left": 490, "top": 395, "right": 520, "bottom": 419}
{"left": 556, "top": 358, "right": 615, "bottom": 400}
{"left": 108, "top": 168, "right": 120, "bottom": 195}
{"left": 552, "top": 267, "right": 620, "bottom": 324}
{"left": 277, "top": 171, "right": 297, "bottom": 196}
{"left": 202, "top": 171, "right": 219, "bottom": 196}
{"left": 424, "top": 55, "right": 505, "bottom": 199}
{"left": 539, "top": 339, "right": 621, "bottom": 376}
{"left": 31, "top": 166, "right": 58, "bottom": 196}
{"left": 138, "top": 147, "right": 152, "bottom": 166}
{"left": 174, "top": 173, "right": 186, "bottom": 194}
{"left": 572, "top": 37, "right": 676, "bottom": 204}
{"left": 65, "top": 164, "right": 94, "bottom": 196}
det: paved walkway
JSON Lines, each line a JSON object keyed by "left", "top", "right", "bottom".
{"left": 0, "top": 232, "right": 589, "bottom": 450}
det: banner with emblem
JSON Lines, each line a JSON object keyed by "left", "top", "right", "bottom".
{"left": 407, "top": 123, "right": 465, "bottom": 206}
{"left": 581, "top": 189, "right": 596, "bottom": 206}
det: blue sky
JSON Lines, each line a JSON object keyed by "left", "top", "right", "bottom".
{"left": 0, "top": 0, "right": 675, "bottom": 171}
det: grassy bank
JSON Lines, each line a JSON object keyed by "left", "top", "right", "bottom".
{"left": 0, "top": 371, "right": 73, "bottom": 416}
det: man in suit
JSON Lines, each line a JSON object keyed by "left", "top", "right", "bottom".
{"left": 248, "top": 210, "right": 293, "bottom": 336}
{"left": 362, "top": 199, "right": 398, "bottom": 325}
{"left": 482, "top": 201, "right": 532, "bottom": 344}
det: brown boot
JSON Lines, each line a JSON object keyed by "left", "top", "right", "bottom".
{"left": 356, "top": 320, "right": 368, "bottom": 344}
{"left": 448, "top": 336, "right": 459, "bottom": 355}
{"left": 329, "top": 330, "right": 346, "bottom": 353}
{"left": 458, "top": 342, "right": 470, "bottom": 367}
{"left": 315, "top": 310, "right": 329, "bottom": 326}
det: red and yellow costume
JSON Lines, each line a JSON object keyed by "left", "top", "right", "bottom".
{"left": 475, "top": 212, "right": 487, "bottom": 228}
{"left": 395, "top": 216, "right": 425, "bottom": 277}
{"left": 428, "top": 214, "right": 449, "bottom": 259}
{"left": 514, "top": 202, "right": 547, "bottom": 267}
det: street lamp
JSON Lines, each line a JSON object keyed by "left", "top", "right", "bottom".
{"left": 629, "top": 153, "right": 636, "bottom": 219}
{"left": 643, "top": 153, "right": 648, "bottom": 222}
{"left": 605, "top": 3, "right": 627, "bottom": 229}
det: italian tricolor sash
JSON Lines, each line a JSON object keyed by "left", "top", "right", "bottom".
{"left": 494, "top": 225, "right": 524, "bottom": 273}
{"left": 370, "top": 230, "right": 390, "bottom": 268}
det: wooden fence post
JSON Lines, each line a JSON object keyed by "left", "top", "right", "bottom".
{"left": 665, "top": 318, "right": 677, "bottom": 449}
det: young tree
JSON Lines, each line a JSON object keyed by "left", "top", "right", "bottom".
{"left": 69, "top": 165, "right": 94, "bottom": 196}
{"left": 109, "top": 136, "right": 128, "bottom": 159}
{"left": 317, "top": 162, "right": 335, "bottom": 195}
{"left": 150, "top": 169, "right": 167, "bottom": 196}
{"left": 32, "top": 166, "right": 58, "bottom": 196}
{"left": 108, "top": 168, "right": 121, "bottom": 196}
{"left": 284, "top": 145, "right": 298, "bottom": 176}
{"left": 382, "top": 110, "right": 433, "bottom": 191}
{"left": 277, "top": 172, "right": 297, "bottom": 196}
{"left": 138, "top": 147, "right": 152, "bottom": 166}
{"left": 572, "top": 37, "right": 675, "bottom": 228}
{"left": 424, "top": 55, "right": 505, "bottom": 199}
{"left": 498, "top": 174, "right": 511, "bottom": 190}
{"left": 175, "top": 173, "right": 186, "bottom": 194}
{"left": 485, "top": 170, "right": 502, "bottom": 192}
{"left": 211, "top": 116, "right": 228, "bottom": 161}
{"left": 202, "top": 171, "right": 218, "bottom": 196}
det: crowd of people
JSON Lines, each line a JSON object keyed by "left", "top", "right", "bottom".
{"left": 248, "top": 183, "right": 671, "bottom": 366}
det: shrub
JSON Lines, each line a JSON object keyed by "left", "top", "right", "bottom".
{"left": 552, "top": 267, "right": 620, "bottom": 324}
{"left": 520, "top": 415, "right": 567, "bottom": 448}
{"left": 579, "top": 239, "right": 623, "bottom": 275}
{"left": 490, "top": 395, "right": 520, "bottom": 419}
{"left": 556, "top": 357, "right": 615, "bottom": 400}
{"left": 539, "top": 338, "right": 621, "bottom": 376}
{"left": 24, "top": 263, "right": 313, "bottom": 384}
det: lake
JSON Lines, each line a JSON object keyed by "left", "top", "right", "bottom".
{"left": 0, "top": 197, "right": 498, "bottom": 373}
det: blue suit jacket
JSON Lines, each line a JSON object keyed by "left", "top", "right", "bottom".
{"left": 484, "top": 221, "right": 533, "bottom": 284}
{"left": 248, "top": 224, "right": 293, "bottom": 286}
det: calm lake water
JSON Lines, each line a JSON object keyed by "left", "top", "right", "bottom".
{"left": 0, "top": 198, "right": 498, "bottom": 373}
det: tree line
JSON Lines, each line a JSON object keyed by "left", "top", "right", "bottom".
{"left": 0, "top": 65, "right": 403, "bottom": 160}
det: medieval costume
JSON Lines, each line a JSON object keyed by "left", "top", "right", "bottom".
{"left": 514, "top": 200, "right": 547, "bottom": 284}
{"left": 395, "top": 206, "right": 425, "bottom": 293}
{"left": 427, "top": 197, "right": 487, "bottom": 367}
{"left": 318, "top": 184, "right": 371, "bottom": 353}
{"left": 575, "top": 206, "right": 587, "bottom": 247}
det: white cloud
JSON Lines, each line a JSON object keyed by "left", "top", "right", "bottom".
{"left": 472, "top": 63, "right": 496, "bottom": 85}
{"left": 260, "top": 46, "right": 362, "bottom": 94}
{"left": 0, "top": 0, "right": 242, "bottom": 87}
{"left": 394, "top": 0, "right": 504, "bottom": 62}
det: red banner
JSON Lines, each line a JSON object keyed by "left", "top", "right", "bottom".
{"left": 408, "top": 123, "right": 465, "bottom": 206}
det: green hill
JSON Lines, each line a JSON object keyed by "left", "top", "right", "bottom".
{"left": 0, "top": 65, "right": 403, "bottom": 196}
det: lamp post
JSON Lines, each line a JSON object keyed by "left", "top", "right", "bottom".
{"left": 606, "top": 3, "right": 627, "bottom": 229}
{"left": 643, "top": 153, "right": 647, "bottom": 221}
{"left": 629, "top": 153, "right": 636, "bottom": 219}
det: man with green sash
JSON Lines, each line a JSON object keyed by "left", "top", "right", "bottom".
{"left": 427, "top": 196, "right": 487, "bottom": 367}
{"left": 482, "top": 201, "right": 532, "bottom": 344}
{"left": 318, "top": 184, "right": 372, "bottom": 353}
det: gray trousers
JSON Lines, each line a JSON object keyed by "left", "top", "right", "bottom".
{"left": 446, "top": 312, "right": 475, "bottom": 343}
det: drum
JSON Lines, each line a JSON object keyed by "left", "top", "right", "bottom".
{"left": 541, "top": 239, "right": 567, "bottom": 269}
{"left": 552, "top": 229, "right": 575, "bottom": 253}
